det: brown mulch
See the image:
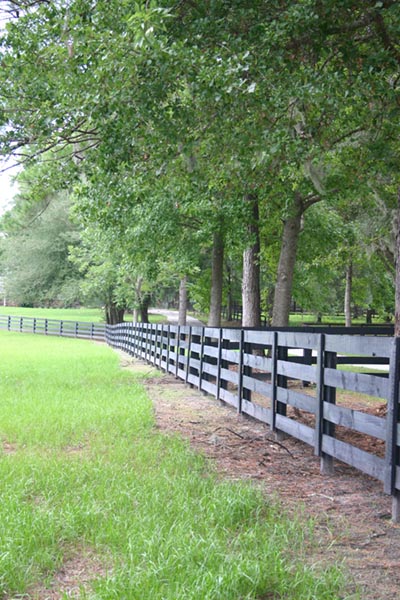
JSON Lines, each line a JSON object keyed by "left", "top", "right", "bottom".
{"left": 117, "top": 355, "right": 400, "bottom": 600}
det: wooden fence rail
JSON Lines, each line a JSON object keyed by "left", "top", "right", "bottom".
{"left": 106, "top": 321, "right": 400, "bottom": 521}
{"left": 0, "top": 314, "right": 105, "bottom": 341}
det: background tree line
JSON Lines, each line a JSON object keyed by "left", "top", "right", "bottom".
{"left": 0, "top": 0, "right": 399, "bottom": 327}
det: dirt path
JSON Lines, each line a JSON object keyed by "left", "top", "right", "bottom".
{"left": 119, "top": 354, "right": 400, "bottom": 600}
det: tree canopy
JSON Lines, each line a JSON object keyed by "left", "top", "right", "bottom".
{"left": 0, "top": 0, "right": 399, "bottom": 326}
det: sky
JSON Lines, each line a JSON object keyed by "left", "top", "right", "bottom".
{"left": 0, "top": 160, "right": 19, "bottom": 216}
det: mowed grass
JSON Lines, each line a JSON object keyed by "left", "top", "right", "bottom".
{"left": 0, "top": 332, "right": 344, "bottom": 599}
{"left": 0, "top": 306, "right": 166, "bottom": 324}
{"left": 0, "top": 306, "right": 105, "bottom": 322}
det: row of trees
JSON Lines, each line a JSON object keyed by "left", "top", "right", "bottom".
{"left": 0, "top": 1, "right": 399, "bottom": 327}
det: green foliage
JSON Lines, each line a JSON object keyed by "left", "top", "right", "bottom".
{"left": 0, "top": 190, "right": 83, "bottom": 307}
{"left": 0, "top": 0, "right": 399, "bottom": 320}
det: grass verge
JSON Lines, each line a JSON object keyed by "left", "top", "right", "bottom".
{"left": 0, "top": 331, "right": 344, "bottom": 599}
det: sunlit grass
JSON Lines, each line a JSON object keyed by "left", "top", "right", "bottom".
{"left": 0, "top": 306, "right": 168, "bottom": 324}
{"left": 0, "top": 306, "right": 105, "bottom": 322}
{"left": 0, "top": 331, "right": 345, "bottom": 598}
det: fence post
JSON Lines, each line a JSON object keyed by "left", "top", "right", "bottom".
{"left": 159, "top": 324, "right": 164, "bottom": 370}
{"left": 270, "top": 331, "right": 278, "bottom": 432}
{"left": 153, "top": 324, "right": 158, "bottom": 367}
{"left": 185, "top": 326, "right": 192, "bottom": 384}
{"left": 320, "top": 348, "right": 337, "bottom": 475}
{"left": 237, "top": 329, "right": 244, "bottom": 414}
{"left": 315, "top": 334, "right": 325, "bottom": 458}
{"left": 384, "top": 337, "right": 400, "bottom": 521}
{"left": 165, "top": 325, "right": 170, "bottom": 374}
{"left": 216, "top": 328, "right": 223, "bottom": 400}
{"left": 198, "top": 329, "right": 205, "bottom": 393}
{"left": 175, "top": 325, "right": 181, "bottom": 378}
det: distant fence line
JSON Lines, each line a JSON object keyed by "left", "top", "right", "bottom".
{"left": 1, "top": 313, "right": 399, "bottom": 521}
{"left": 0, "top": 314, "right": 105, "bottom": 341}
{"left": 105, "top": 321, "right": 400, "bottom": 522}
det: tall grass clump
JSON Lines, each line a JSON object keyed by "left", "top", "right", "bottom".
{"left": 0, "top": 331, "right": 345, "bottom": 599}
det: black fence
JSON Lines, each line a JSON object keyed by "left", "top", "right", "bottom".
{"left": 106, "top": 321, "right": 400, "bottom": 521}
{"left": 0, "top": 314, "right": 106, "bottom": 341}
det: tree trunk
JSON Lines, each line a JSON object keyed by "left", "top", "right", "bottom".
{"left": 208, "top": 229, "right": 224, "bottom": 327}
{"left": 105, "top": 302, "right": 124, "bottom": 325}
{"left": 139, "top": 294, "right": 151, "bottom": 323}
{"left": 344, "top": 261, "right": 352, "bottom": 327}
{"left": 395, "top": 188, "right": 400, "bottom": 337}
{"left": 242, "top": 194, "right": 261, "bottom": 328}
{"left": 271, "top": 194, "right": 304, "bottom": 327}
{"left": 178, "top": 276, "right": 188, "bottom": 326}
{"left": 226, "top": 261, "right": 234, "bottom": 322}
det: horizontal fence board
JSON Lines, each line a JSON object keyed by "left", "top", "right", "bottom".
{"left": 187, "top": 373, "right": 199, "bottom": 387}
{"left": 202, "top": 362, "right": 217, "bottom": 377}
{"left": 322, "top": 435, "right": 385, "bottom": 481}
{"left": 277, "top": 331, "right": 320, "bottom": 350}
{"left": 188, "top": 357, "right": 200, "bottom": 371}
{"left": 177, "top": 368, "right": 186, "bottom": 380}
{"left": 220, "top": 367, "right": 239, "bottom": 385}
{"left": 325, "top": 368, "right": 389, "bottom": 399}
{"left": 275, "top": 414, "right": 315, "bottom": 446}
{"left": 243, "top": 374, "right": 272, "bottom": 397}
{"left": 219, "top": 387, "right": 238, "bottom": 408}
{"left": 190, "top": 342, "right": 202, "bottom": 354}
{"left": 203, "top": 327, "right": 221, "bottom": 339}
{"left": 324, "top": 403, "right": 386, "bottom": 440}
{"left": 221, "top": 348, "right": 240, "bottom": 364}
{"left": 201, "top": 379, "right": 217, "bottom": 397}
{"left": 244, "top": 330, "right": 275, "bottom": 345}
{"left": 203, "top": 345, "right": 220, "bottom": 359}
{"left": 222, "top": 328, "right": 242, "bottom": 342}
{"left": 241, "top": 399, "right": 271, "bottom": 425}
{"left": 325, "top": 335, "right": 392, "bottom": 358}
{"left": 243, "top": 353, "right": 272, "bottom": 371}
{"left": 277, "top": 360, "right": 317, "bottom": 383}
{"left": 276, "top": 387, "right": 317, "bottom": 414}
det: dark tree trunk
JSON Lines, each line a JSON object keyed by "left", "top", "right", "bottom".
{"left": 242, "top": 194, "right": 261, "bottom": 328}
{"left": 178, "top": 276, "right": 188, "bottom": 326}
{"left": 208, "top": 229, "right": 224, "bottom": 327}
{"left": 272, "top": 194, "right": 304, "bottom": 327}
{"left": 105, "top": 303, "right": 124, "bottom": 325}
{"left": 395, "top": 188, "right": 400, "bottom": 337}
{"left": 345, "top": 261, "right": 353, "bottom": 327}
{"left": 139, "top": 294, "right": 151, "bottom": 323}
{"left": 225, "top": 260, "right": 234, "bottom": 322}
{"left": 366, "top": 308, "right": 374, "bottom": 324}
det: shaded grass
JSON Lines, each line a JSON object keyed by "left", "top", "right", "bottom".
{"left": 0, "top": 332, "right": 345, "bottom": 599}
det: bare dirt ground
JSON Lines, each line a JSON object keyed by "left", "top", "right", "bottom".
{"left": 118, "top": 355, "right": 400, "bottom": 600}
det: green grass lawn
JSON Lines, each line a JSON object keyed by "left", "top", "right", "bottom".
{"left": 0, "top": 306, "right": 105, "bottom": 322}
{"left": 0, "top": 306, "right": 166, "bottom": 324}
{"left": 0, "top": 331, "right": 344, "bottom": 599}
